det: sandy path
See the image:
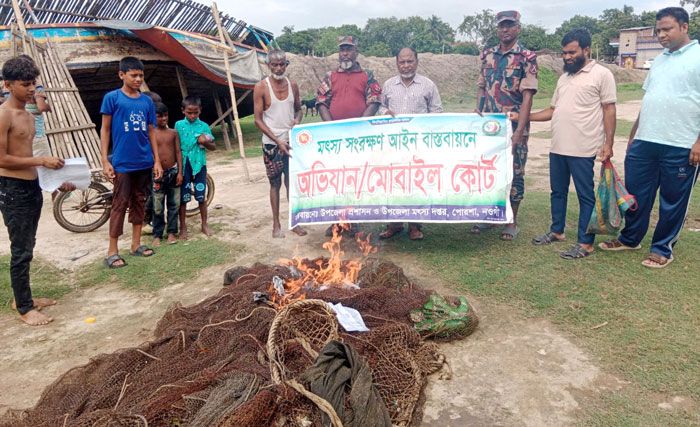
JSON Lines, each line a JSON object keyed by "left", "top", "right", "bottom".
{"left": 0, "top": 103, "right": 645, "bottom": 425}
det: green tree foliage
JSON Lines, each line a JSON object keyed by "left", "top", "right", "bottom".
{"left": 276, "top": 16, "right": 454, "bottom": 57}
{"left": 277, "top": 29, "right": 319, "bottom": 55}
{"left": 553, "top": 5, "right": 674, "bottom": 59}
{"left": 457, "top": 9, "right": 497, "bottom": 49}
{"left": 520, "top": 24, "right": 562, "bottom": 51}
{"left": 453, "top": 42, "right": 480, "bottom": 55}
{"left": 597, "top": 5, "right": 644, "bottom": 57}
{"left": 691, "top": 11, "right": 700, "bottom": 40}
{"left": 362, "top": 17, "right": 408, "bottom": 55}
{"left": 363, "top": 42, "right": 392, "bottom": 57}
{"left": 275, "top": 5, "right": 690, "bottom": 60}
{"left": 556, "top": 15, "right": 600, "bottom": 36}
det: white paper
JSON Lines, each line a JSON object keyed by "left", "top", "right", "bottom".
{"left": 37, "top": 157, "right": 91, "bottom": 192}
{"left": 329, "top": 302, "right": 369, "bottom": 332}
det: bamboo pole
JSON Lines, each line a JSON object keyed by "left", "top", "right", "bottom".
{"left": 212, "top": 89, "right": 232, "bottom": 151}
{"left": 10, "top": 0, "right": 26, "bottom": 33}
{"left": 209, "top": 89, "right": 251, "bottom": 128}
{"left": 176, "top": 66, "right": 188, "bottom": 98}
{"left": 211, "top": 1, "right": 249, "bottom": 181}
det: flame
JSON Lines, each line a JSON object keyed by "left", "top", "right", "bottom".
{"left": 270, "top": 223, "right": 376, "bottom": 309}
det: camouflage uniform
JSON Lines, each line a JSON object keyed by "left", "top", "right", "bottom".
{"left": 477, "top": 40, "right": 538, "bottom": 205}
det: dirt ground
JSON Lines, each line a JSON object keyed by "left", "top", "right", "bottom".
{"left": 0, "top": 101, "right": 643, "bottom": 425}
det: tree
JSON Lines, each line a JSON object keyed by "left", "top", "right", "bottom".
{"left": 362, "top": 17, "right": 409, "bottom": 55}
{"left": 281, "top": 26, "right": 294, "bottom": 36}
{"left": 458, "top": 9, "right": 497, "bottom": 49}
{"left": 453, "top": 42, "right": 480, "bottom": 55}
{"left": 690, "top": 11, "right": 700, "bottom": 40}
{"left": 681, "top": 0, "right": 700, "bottom": 10}
{"left": 597, "top": 5, "right": 644, "bottom": 57}
{"left": 555, "top": 15, "right": 600, "bottom": 36}
{"left": 316, "top": 30, "right": 340, "bottom": 57}
{"left": 640, "top": 11, "right": 657, "bottom": 27}
{"left": 520, "top": 24, "right": 561, "bottom": 51}
{"left": 277, "top": 29, "right": 318, "bottom": 55}
{"left": 364, "top": 42, "right": 392, "bottom": 57}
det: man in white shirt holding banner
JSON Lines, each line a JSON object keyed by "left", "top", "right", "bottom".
{"left": 378, "top": 47, "right": 443, "bottom": 241}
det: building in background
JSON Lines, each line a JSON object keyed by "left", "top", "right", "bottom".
{"left": 609, "top": 27, "right": 664, "bottom": 69}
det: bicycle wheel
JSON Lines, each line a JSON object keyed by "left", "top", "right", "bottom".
{"left": 186, "top": 173, "right": 215, "bottom": 217}
{"left": 53, "top": 182, "right": 112, "bottom": 233}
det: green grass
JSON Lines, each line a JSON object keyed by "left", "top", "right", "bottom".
{"left": 78, "top": 238, "right": 241, "bottom": 291}
{"left": 209, "top": 114, "right": 324, "bottom": 161}
{"left": 378, "top": 190, "right": 700, "bottom": 424}
{"left": 532, "top": 67, "right": 559, "bottom": 110}
{"left": 0, "top": 256, "right": 73, "bottom": 313}
{"left": 617, "top": 83, "right": 645, "bottom": 104}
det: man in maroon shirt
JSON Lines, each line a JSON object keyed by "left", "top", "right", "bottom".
{"left": 316, "top": 36, "right": 381, "bottom": 121}
{"left": 316, "top": 36, "right": 382, "bottom": 236}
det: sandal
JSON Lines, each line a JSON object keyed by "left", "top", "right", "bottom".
{"left": 409, "top": 229, "right": 424, "bottom": 240}
{"left": 532, "top": 231, "right": 566, "bottom": 245}
{"left": 379, "top": 225, "right": 404, "bottom": 239}
{"left": 642, "top": 253, "right": 673, "bottom": 268}
{"left": 560, "top": 244, "right": 594, "bottom": 260}
{"left": 129, "top": 245, "right": 155, "bottom": 257}
{"left": 104, "top": 254, "right": 128, "bottom": 269}
{"left": 501, "top": 225, "right": 520, "bottom": 241}
{"left": 598, "top": 238, "right": 641, "bottom": 251}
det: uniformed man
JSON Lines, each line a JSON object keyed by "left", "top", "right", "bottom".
{"left": 474, "top": 10, "right": 538, "bottom": 240}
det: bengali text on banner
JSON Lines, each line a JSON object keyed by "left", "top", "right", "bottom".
{"left": 288, "top": 113, "right": 513, "bottom": 228}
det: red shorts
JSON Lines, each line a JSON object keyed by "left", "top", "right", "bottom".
{"left": 109, "top": 169, "right": 151, "bottom": 238}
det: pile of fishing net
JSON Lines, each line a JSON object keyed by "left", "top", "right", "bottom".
{"left": 1, "top": 258, "right": 478, "bottom": 427}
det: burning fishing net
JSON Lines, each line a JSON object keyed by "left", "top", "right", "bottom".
{"left": 1, "top": 226, "right": 477, "bottom": 427}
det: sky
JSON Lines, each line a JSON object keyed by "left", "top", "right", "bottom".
{"left": 219, "top": 0, "right": 689, "bottom": 38}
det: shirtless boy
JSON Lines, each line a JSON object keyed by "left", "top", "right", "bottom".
{"left": 0, "top": 57, "right": 65, "bottom": 326}
{"left": 152, "top": 102, "right": 183, "bottom": 246}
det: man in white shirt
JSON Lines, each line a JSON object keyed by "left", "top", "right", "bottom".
{"left": 377, "top": 47, "right": 443, "bottom": 241}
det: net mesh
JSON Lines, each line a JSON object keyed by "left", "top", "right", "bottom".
{"left": 1, "top": 258, "right": 466, "bottom": 427}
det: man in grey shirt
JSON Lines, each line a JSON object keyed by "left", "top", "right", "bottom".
{"left": 378, "top": 47, "right": 443, "bottom": 241}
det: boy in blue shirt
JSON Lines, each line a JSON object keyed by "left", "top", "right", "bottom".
{"left": 175, "top": 95, "right": 215, "bottom": 239}
{"left": 100, "top": 57, "right": 163, "bottom": 268}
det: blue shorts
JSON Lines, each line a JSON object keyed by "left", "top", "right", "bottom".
{"left": 182, "top": 161, "right": 207, "bottom": 204}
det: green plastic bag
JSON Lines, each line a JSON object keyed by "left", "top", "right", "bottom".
{"left": 410, "top": 294, "right": 478, "bottom": 340}
{"left": 587, "top": 160, "right": 637, "bottom": 235}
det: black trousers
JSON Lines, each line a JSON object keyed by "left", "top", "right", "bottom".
{"left": 0, "top": 177, "right": 42, "bottom": 315}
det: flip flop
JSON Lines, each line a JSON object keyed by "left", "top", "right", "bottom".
{"left": 560, "top": 244, "right": 594, "bottom": 260}
{"left": 532, "top": 231, "right": 566, "bottom": 245}
{"left": 641, "top": 253, "right": 673, "bottom": 268}
{"left": 104, "top": 254, "right": 128, "bottom": 269}
{"left": 500, "top": 225, "right": 520, "bottom": 241}
{"left": 129, "top": 245, "right": 155, "bottom": 257}
{"left": 598, "top": 238, "right": 641, "bottom": 251}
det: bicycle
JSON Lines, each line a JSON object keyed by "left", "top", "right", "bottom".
{"left": 53, "top": 170, "right": 215, "bottom": 233}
